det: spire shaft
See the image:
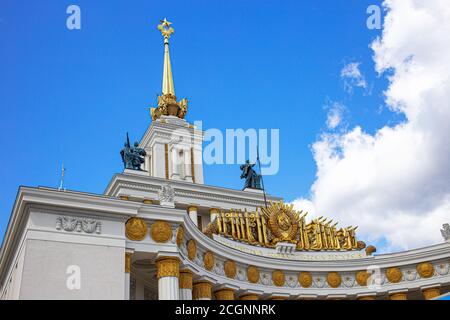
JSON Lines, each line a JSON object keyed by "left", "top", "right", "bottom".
{"left": 162, "top": 41, "right": 175, "bottom": 96}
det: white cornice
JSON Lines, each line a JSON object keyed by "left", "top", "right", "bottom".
{"left": 104, "top": 173, "right": 282, "bottom": 209}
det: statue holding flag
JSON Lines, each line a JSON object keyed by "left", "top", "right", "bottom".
{"left": 120, "top": 133, "right": 147, "bottom": 170}
{"left": 240, "top": 160, "right": 262, "bottom": 190}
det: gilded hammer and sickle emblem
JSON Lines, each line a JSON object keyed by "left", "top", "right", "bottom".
{"left": 277, "top": 212, "right": 291, "bottom": 231}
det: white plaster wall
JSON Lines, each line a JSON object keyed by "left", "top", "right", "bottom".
{"left": 19, "top": 239, "right": 124, "bottom": 300}
{"left": 1, "top": 245, "right": 25, "bottom": 300}
{"left": 1, "top": 223, "right": 28, "bottom": 300}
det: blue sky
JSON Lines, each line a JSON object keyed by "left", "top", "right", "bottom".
{"left": 0, "top": 0, "right": 392, "bottom": 240}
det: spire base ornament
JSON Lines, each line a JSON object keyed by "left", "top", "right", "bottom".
{"left": 151, "top": 94, "right": 188, "bottom": 121}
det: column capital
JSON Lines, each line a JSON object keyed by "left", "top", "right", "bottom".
{"left": 239, "top": 293, "right": 260, "bottom": 300}
{"left": 326, "top": 295, "right": 347, "bottom": 300}
{"left": 214, "top": 288, "right": 235, "bottom": 300}
{"left": 357, "top": 295, "right": 376, "bottom": 300}
{"left": 156, "top": 257, "right": 180, "bottom": 279}
{"left": 179, "top": 269, "right": 193, "bottom": 290}
{"left": 422, "top": 287, "right": 440, "bottom": 300}
{"left": 389, "top": 291, "right": 408, "bottom": 300}
{"left": 209, "top": 208, "right": 220, "bottom": 214}
{"left": 187, "top": 206, "right": 198, "bottom": 212}
{"left": 193, "top": 281, "right": 213, "bottom": 300}
{"left": 268, "top": 293, "right": 290, "bottom": 300}
{"left": 296, "top": 294, "right": 318, "bottom": 300}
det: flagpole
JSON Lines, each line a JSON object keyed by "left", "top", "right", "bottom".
{"left": 58, "top": 163, "right": 66, "bottom": 191}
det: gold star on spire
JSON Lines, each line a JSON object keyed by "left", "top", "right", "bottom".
{"left": 158, "top": 18, "right": 174, "bottom": 41}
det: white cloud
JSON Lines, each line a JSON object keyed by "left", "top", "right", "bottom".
{"left": 325, "top": 102, "right": 346, "bottom": 130}
{"left": 293, "top": 0, "right": 450, "bottom": 253}
{"left": 341, "top": 62, "right": 368, "bottom": 93}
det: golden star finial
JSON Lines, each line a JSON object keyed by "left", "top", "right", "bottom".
{"left": 158, "top": 18, "right": 174, "bottom": 40}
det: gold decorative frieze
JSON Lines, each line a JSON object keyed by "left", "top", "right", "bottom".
{"left": 187, "top": 239, "right": 197, "bottom": 260}
{"left": 156, "top": 258, "right": 180, "bottom": 279}
{"left": 386, "top": 267, "right": 403, "bottom": 283}
{"left": 327, "top": 272, "right": 342, "bottom": 288}
{"left": 247, "top": 266, "right": 260, "bottom": 284}
{"left": 204, "top": 201, "right": 366, "bottom": 252}
{"left": 416, "top": 262, "right": 434, "bottom": 278}
{"left": 176, "top": 226, "right": 184, "bottom": 247}
{"left": 125, "top": 218, "right": 147, "bottom": 241}
{"left": 272, "top": 270, "right": 285, "bottom": 287}
{"left": 298, "top": 272, "right": 313, "bottom": 288}
{"left": 203, "top": 251, "right": 214, "bottom": 271}
{"left": 224, "top": 260, "right": 237, "bottom": 279}
{"left": 150, "top": 220, "right": 172, "bottom": 243}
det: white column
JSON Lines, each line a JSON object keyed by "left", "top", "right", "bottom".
{"left": 158, "top": 277, "right": 179, "bottom": 300}
{"left": 188, "top": 206, "right": 198, "bottom": 227}
{"left": 124, "top": 252, "right": 132, "bottom": 300}
{"left": 156, "top": 258, "right": 180, "bottom": 300}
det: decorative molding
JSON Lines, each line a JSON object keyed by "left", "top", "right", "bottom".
{"left": 56, "top": 216, "right": 102, "bottom": 234}
{"left": 158, "top": 184, "right": 175, "bottom": 207}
